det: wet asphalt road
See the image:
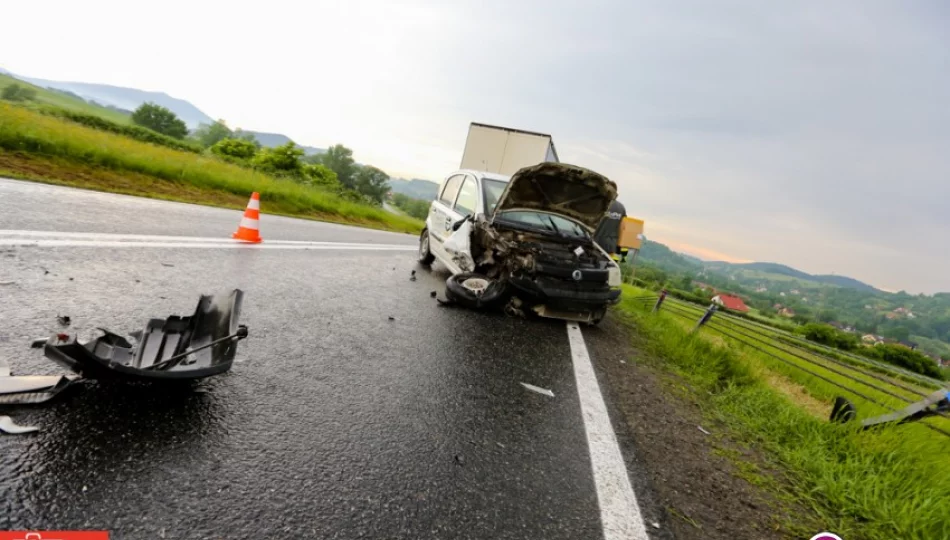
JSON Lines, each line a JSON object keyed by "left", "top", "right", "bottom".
{"left": 0, "top": 179, "right": 664, "bottom": 539}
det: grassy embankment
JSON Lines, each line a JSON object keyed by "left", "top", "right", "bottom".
{"left": 0, "top": 102, "right": 422, "bottom": 234}
{"left": 663, "top": 299, "right": 944, "bottom": 405}
{"left": 616, "top": 285, "right": 950, "bottom": 540}
{"left": 0, "top": 74, "right": 131, "bottom": 124}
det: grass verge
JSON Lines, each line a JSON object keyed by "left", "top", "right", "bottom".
{"left": 616, "top": 285, "right": 950, "bottom": 540}
{"left": 0, "top": 103, "right": 423, "bottom": 234}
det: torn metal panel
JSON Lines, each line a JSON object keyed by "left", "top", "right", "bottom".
{"left": 0, "top": 374, "right": 76, "bottom": 395}
{"left": 521, "top": 382, "right": 555, "bottom": 397}
{"left": 0, "top": 375, "right": 78, "bottom": 405}
{"left": 42, "top": 289, "right": 248, "bottom": 382}
{"left": 0, "top": 415, "right": 40, "bottom": 434}
{"left": 443, "top": 219, "right": 475, "bottom": 273}
{"left": 0, "top": 362, "right": 81, "bottom": 405}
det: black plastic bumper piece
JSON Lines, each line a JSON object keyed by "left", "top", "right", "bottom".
{"left": 41, "top": 289, "right": 248, "bottom": 382}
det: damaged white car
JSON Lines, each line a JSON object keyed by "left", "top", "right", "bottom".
{"left": 418, "top": 162, "right": 623, "bottom": 324}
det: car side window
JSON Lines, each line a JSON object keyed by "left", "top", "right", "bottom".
{"left": 439, "top": 175, "right": 463, "bottom": 206}
{"left": 454, "top": 177, "right": 477, "bottom": 216}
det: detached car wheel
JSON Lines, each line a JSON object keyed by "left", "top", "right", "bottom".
{"left": 418, "top": 229, "right": 435, "bottom": 265}
{"left": 445, "top": 273, "right": 506, "bottom": 309}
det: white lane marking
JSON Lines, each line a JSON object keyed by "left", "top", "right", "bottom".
{"left": 567, "top": 322, "right": 649, "bottom": 540}
{"left": 0, "top": 230, "right": 413, "bottom": 246}
{"left": 0, "top": 239, "right": 415, "bottom": 250}
{"left": 0, "top": 230, "right": 416, "bottom": 250}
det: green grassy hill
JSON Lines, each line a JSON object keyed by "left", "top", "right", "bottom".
{"left": 0, "top": 73, "right": 131, "bottom": 124}
{"left": 0, "top": 103, "right": 422, "bottom": 234}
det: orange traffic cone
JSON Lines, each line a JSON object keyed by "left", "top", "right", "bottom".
{"left": 232, "top": 192, "right": 263, "bottom": 243}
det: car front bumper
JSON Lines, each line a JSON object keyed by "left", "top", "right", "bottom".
{"left": 507, "top": 275, "right": 622, "bottom": 313}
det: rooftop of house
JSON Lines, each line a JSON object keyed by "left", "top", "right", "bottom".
{"left": 713, "top": 293, "right": 750, "bottom": 312}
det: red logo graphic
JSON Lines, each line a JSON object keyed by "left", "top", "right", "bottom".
{"left": 0, "top": 532, "right": 109, "bottom": 540}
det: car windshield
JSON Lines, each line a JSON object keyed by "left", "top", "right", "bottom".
{"left": 482, "top": 179, "right": 508, "bottom": 215}
{"left": 495, "top": 210, "right": 589, "bottom": 239}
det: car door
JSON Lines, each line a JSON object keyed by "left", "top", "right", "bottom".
{"left": 428, "top": 173, "right": 465, "bottom": 261}
{"left": 439, "top": 175, "right": 481, "bottom": 272}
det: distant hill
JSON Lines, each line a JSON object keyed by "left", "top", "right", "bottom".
{"left": 235, "top": 130, "right": 325, "bottom": 156}
{"left": 388, "top": 178, "right": 439, "bottom": 200}
{"left": 15, "top": 76, "right": 214, "bottom": 128}
{"left": 706, "top": 261, "right": 881, "bottom": 293}
{"left": 638, "top": 239, "right": 703, "bottom": 274}
{"left": 710, "top": 262, "right": 812, "bottom": 280}
{"left": 812, "top": 274, "right": 880, "bottom": 293}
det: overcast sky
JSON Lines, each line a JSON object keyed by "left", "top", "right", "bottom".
{"left": 3, "top": 0, "right": 947, "bottom": 293}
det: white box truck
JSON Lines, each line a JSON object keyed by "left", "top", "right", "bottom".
{"left": 460, "top": 122, "right": 559, "bottom": 176}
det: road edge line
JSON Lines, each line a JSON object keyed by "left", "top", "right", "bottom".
{"left": 567, "top": 322, "right": 650, "bottom": 540}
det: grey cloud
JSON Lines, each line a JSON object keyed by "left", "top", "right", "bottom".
{"left": 413, "top": 1, "right": 949, "bottom": 291}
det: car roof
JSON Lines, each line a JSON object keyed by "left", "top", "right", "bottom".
{"left": 455, "top": 169, "right": 511, "bottom": 183}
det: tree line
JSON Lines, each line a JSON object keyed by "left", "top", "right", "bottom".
{"left": 130, "top": 103, "right": 392, "bottom": 206}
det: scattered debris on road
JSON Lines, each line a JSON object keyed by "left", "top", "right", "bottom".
{"left": 388, "top": 316, "right": 395, "bottom": 321}
{"left": 161, "top": 262, "right": 175, "bottom": 267}
{"left": 0, "top": 280, "right": 15, "bottom": 286}
{"left": 0, "top": 415, "right": 40, "bottom": 435}
{"left": 47, "top": 289, "right": 247, "bottom": 382}
{"left": 57, "top": 315, "right": 71, "bottom": 327}
{"left": 697, "top": 426, "right": 711, "bottom": 436}
{"left": 520, "top": 382, "right": 555, "bottom": 397}
{"left": 430, "top": 291, "right": 437, "bottom": 298}
{"left": 410, "top": 270, "right": 417, "bottom": 282}
{"left": 0, "top": 375, "right": 79, "bottom": 404}
{"left": 10, "top": 290, "right": 250, "bottom": 393}
{"left": 454, "top": 454, "right": 465, "bottom": 466}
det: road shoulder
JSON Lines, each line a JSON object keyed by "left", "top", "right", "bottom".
{"left": 585, "top": 316, "right": 808, "bottom": 540}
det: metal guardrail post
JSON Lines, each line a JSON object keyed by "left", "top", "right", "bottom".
{"left": 652, "top": 289, "right": 668, "bottom": 313}
{"left": 693, "top": 304, "right": 718, "bottom": 332}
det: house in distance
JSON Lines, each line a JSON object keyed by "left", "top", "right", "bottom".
{"left": 711, "top": 293, "right": 750, "bottom": 313}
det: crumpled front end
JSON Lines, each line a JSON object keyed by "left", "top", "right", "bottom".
{"left": 469, "top": 215, "right": 621, "bottom": 323}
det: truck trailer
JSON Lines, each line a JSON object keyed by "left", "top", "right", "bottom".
{"left": 460, "top": 122, "right": 559, "bottom": 176}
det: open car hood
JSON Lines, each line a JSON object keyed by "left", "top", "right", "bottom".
{"left": 490, "top": 162, "right": 618, "bottom": 231}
